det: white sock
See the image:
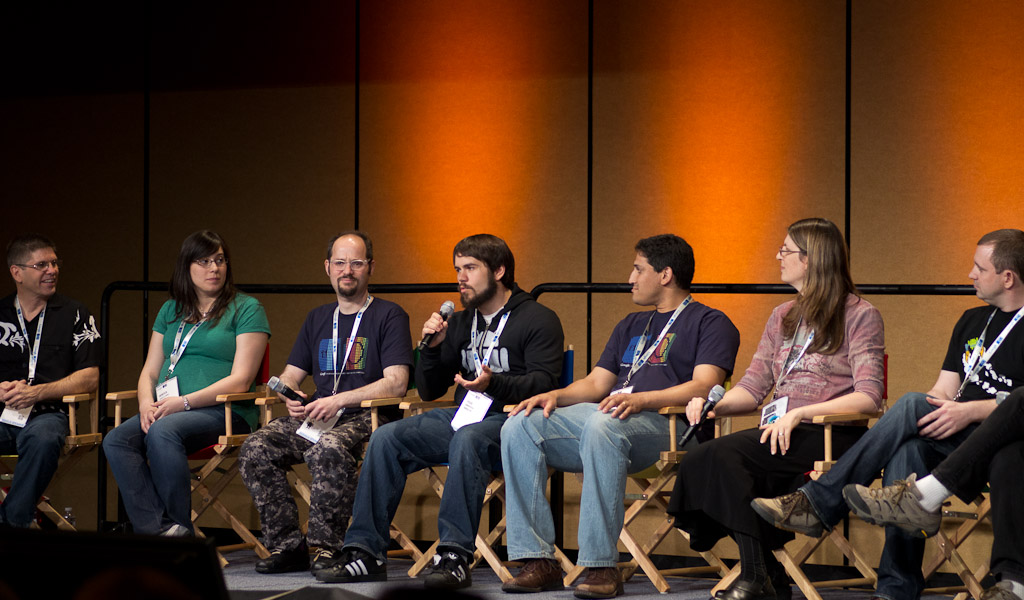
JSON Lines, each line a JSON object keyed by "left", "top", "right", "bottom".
{"left": 913, "top": 475, "right": 951, "bottom": 513}
{"left": 998, "top": 579, "right": 1024, "bottom": 600}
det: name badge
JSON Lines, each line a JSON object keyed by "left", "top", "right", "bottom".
{"left": 611, "top": 386, "right": 634, "bottom": 396}
{"left": 451, "top": 390, "right": 493, "bottom": 431}
{"left": 156, "top": 377, "right": 180, "bottom": 402}
{"left": 0, "top": 405, "right": 31, "bottom": 428}
{"left": 760, "top": 395, "right": 789, "bottom": 427}
{"left": 296, "top": 410, "right": 343, "bottom": 444}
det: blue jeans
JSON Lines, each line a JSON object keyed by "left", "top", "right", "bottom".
{"left": 342, "top": 407, "right": 506, "bottom": 560}
{"left": 502, "top": 403, "right": 674, "bottom": 567}
{"left": 0, "top": 412, "right": 69, "bottom": 527}
{"left": 801, "top": 392, "right": 975, "bottom": 600}
{"left": 102, "top": 406, "right": 250, "bottom": 534}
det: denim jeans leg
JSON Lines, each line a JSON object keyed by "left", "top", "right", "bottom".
{"left": 874, "top": 430, "right": 972, "bottom": 600}
{"left": 0, "top": 413, "right": 69, "bottom": 527}
{"left": 576, "top": 407, "right": 670, "bottom": 567}
{"left": 343, "top": 409, "right": 458, "bottom": 560}
{"left": 502, "top": 405, "right": 587, "bottom": 561}
{"left": 801, "top": 392, "right": 938, "bottom": 526}
{"left": 438, "top": 411, "right": 506, "bottom": 557}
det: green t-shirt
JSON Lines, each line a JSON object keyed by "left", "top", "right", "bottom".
{"left": 154, "top": 293, "right": 271, "bottom": 430}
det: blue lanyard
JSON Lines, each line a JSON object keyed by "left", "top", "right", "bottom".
{"left": 956, "top": 305, "right": 1024, "bottom": 400}
{"left": 167, "top": 318, "right": 206, "bottom": 381}
{"left": 471, "top": 310, "right": 511, "bottom": 378}
{"left": 624, "top": 296, "right": 691, "bottom": 387}
{"left": 332, "top": 295, "right": 372, "bottom": 394}
{"left": 14, "top": 298, "right": 45, "bottom": 385}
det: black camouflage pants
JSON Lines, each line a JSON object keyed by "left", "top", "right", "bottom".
{"left": 239, "top": 410, "right": 374, "bottom": 551}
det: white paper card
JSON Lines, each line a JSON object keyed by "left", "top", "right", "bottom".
{"left": 296, "top": 410, "right": 343, "bottom": 444}
{"left": 760, "top": 395, "right": 789, "bottom": 427}
{"left": 155, "top": 377, "right": 180, "bottom": 401}
{"left": 610, "top": 386, "right": 634, "bottom": 396}
{"left": 0, "top": 405, "right": 31, "bottom": 428}
{"left": 451, "top": 390, "right": 493, "bottom": 431}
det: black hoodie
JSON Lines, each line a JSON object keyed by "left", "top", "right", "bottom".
{"left": 415, "top": 284, "right": 564, "bottom": 411}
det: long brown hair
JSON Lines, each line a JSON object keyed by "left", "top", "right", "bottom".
{"left": 781, "top": 218, "right": 858, "bottom": 355}
{"left": 170, "top": 230, "right": 236, "bottom": 324}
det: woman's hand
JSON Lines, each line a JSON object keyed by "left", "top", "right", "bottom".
{"left": 139, "top": 401, "right": 159, "bottom": 433}
{"left": 759, "top": 407, "right": 803, "bottom": 455}
{"left": 151, "top": 396, "right": 187, "bottom": 422}
{"left": 685, "top": 396, "right": 714, "bottom": 426}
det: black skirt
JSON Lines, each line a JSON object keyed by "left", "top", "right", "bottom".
{"left": 666, "top": 423, "right": 866, "bottom": 551}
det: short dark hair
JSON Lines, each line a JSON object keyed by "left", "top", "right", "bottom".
{"left": 634, "top": 234, "right": 695, "bottom": 289}
{"left": 453, "top": 234, "right": 515, "bottom": 288}
{"left": 326, "top": 230, "right": 374, "bottom": 262}
{"left": 978, "top": 229, "right": 1024, "bottom": 281}
{"left": 6, "top": 234, "right": 57, "bottom": 268}
{"left": 170, "top": 230, "right": 236, "bottom": 324}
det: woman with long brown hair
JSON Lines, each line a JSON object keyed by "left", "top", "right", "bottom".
{"left": 667, "top": 217, "right": 885, "bottom": 600}
{"left": 104, "top": 230, "right": 270, "bottom": 535}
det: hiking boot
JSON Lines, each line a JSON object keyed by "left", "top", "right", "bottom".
{"left": 502, "top": 558, "right": 564, "bottom": 593}
{"left": 424, "top": 550, "right": 472, "bottom": 590}
{"left": 751, "top": 490, "right": 825, "bottom": 537}
{"left": 574, "top": 567, "right": 622, "bottom": 599}
{"left": 315, "top": 547, "right": 386, "bottom": 583}
{"left": 843, "top": 474, "right": 941, "bottom": 538}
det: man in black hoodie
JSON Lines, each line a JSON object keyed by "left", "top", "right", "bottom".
{"left": 319, "top": 234, "right": 565, "bottom": 590}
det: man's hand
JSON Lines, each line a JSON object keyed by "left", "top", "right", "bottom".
{"left": 421, "top": 312, "right": 449, "bottom": 349}
{"left": 305, "top": 395, "right": 345, "bottom": 422}
{"left": 510, "top": 392, "right": 558, "bottom": 417}
{"left": 455, "top": 365, "right": 492, "bottom": 393}
{"left": 0, "top": 380, "right": 41, "bottom": 409}
{"left": 759, "top": 408, "right": 803, "bottom": 456}
{"left": 918, "top": 396, "right": 974, "bottom": 439}
{"left": 285, "top": 395, "right": 307, "bottom": 419}
{"left": 598, "top": 392, "right": 647, "bottom": 419}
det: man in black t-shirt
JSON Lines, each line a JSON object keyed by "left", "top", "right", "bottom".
{"left": 0, "top": 234, "right": 101, "bottom": 527}
{"left": 755, "top": 229, "right": 1024, "bottom": 600}
{"left": 239, "top": 231, "right": 412, "bottom": 575}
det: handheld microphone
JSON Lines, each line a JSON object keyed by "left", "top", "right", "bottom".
{"left": 417, "top": 300, "right": 456, "bottom": 351}
{"left": 268, "top": 376, "right": 307, "bottom": 405}
{"left": 677, "top": 384, "right": 726, "bottom": 448}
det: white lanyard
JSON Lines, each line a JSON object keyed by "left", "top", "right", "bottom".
{"left": 773, "top": 323, "right": 815, "bottom": 400}
{"left": 14, "top": 298, "right": 45, "bottom": 385}
{"left": 471, "top": 310, "right": 511, "bottom": 378}
{"left": 167, "top": 317, "right": 206, "bottom": 380}
{"left": 624, "top": 296, "right": 691, "bottom": 387}
{"left": 332, "top": 295, "right": 372, "bottom": 394}
{"left": 955, "top": 305, "right": 1024, "bottom": 400}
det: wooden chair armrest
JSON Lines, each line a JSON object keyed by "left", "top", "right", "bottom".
{"left": 361, "top": 397, "right": 407, "bottom": 408}
{"left": 106, "top": 390, "right": 138, "bottom": 401}
{"left": 215, "top": 392, "right": 259, "bottom": 403}
{"left": 62, "top": 392, "right": 95, "bottom": 404}
{"left": 255, "top": 395, "right": 282, "bottom": 406}
{"left": 811, "top": 412, "right": 882, "bottom": 424}
{"left": 399, "top": 400, "right": 457, "bottom": 411}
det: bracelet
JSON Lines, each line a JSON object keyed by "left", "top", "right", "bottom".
{"left": 182, "top": 395, "right": 192, "bottom": 411}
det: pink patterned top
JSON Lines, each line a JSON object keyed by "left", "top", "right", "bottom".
{"left": 735, "top": 294, "right": 885, "bottom": 419}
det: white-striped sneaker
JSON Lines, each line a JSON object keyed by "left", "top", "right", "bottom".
{"left": 315, "top": 548, "right": 386, "bottom": 583}
{"left": 424, "top": 550, "right": 472, "bottom": 590}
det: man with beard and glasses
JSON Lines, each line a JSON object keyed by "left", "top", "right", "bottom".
{"left": 320, "top": 234, "right": 565, "bottom": 590}
{"left": 238, "top": 231, "right": 412, "bottom": 575}
{"left": 1, "top": 234, "right": 101, "bottom": 528}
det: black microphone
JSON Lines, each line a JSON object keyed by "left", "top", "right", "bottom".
{"left": 267, "top": 376, "right": 308, "bottom": 405}
{"left": 417, "top": 300, "right": 456, "bottom": 351}
{"left": 677, "top": 384, "right": 726, "bottom": 448}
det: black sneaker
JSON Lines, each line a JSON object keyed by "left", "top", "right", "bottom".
{"left": 315, "top": 548, "right": 387, "bottom": 583}
{"left": 255, "top": 543, "right": 310, "bottom": 574}
{"left": 424, "top": 550, "right": 472, "bottom": 590}
{"left": 310, "top": 547, "right": 340, "bottom": 573}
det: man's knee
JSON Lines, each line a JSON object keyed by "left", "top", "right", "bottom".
{"left": 989, "top": 441, "right": 1024, "bottom": 483}
{"left": 19, "top": 425, "right": 65, "bottom": 456}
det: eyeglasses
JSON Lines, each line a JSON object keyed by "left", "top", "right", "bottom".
{"left": 15, "top": 259, "right": 62, "bottom": 271}
{"left": 330, "top": 259, "right": 369, "bottom": 271}
{"left": 778, "top": 246, "right": 804, "bottom": 257}
{"left": 194, "top": 256, "right": 228, "bottom": 268}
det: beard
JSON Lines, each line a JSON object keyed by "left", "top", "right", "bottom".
{"left": 335, "top": 275, "right": 362, "bottom": 299}
{"left": 460, "top": 277, "right": 498, "bottom": 310}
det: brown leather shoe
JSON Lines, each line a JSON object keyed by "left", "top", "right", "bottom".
{"left": 502, "top": 558, "right": 564, "bottom": 593}
{"left": 574, "top": 567, "right": 623, "bottom": 599}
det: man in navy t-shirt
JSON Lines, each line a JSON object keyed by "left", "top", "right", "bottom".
{"left": 500, "top": 234, "right": 740, "bottom": 598}
{"left": 239, "top": 231, "right": 412, "bottom": 574}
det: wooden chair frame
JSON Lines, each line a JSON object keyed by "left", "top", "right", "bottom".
{"left": 923, "top": 495, "right": 991, "bottom": 600}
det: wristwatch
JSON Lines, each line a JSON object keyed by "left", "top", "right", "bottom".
{"left": 182, "top": 395, "right": 192, "bottom": 411}
{"left": 996, "top": 391, "right": 1010, "bottom": 405}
